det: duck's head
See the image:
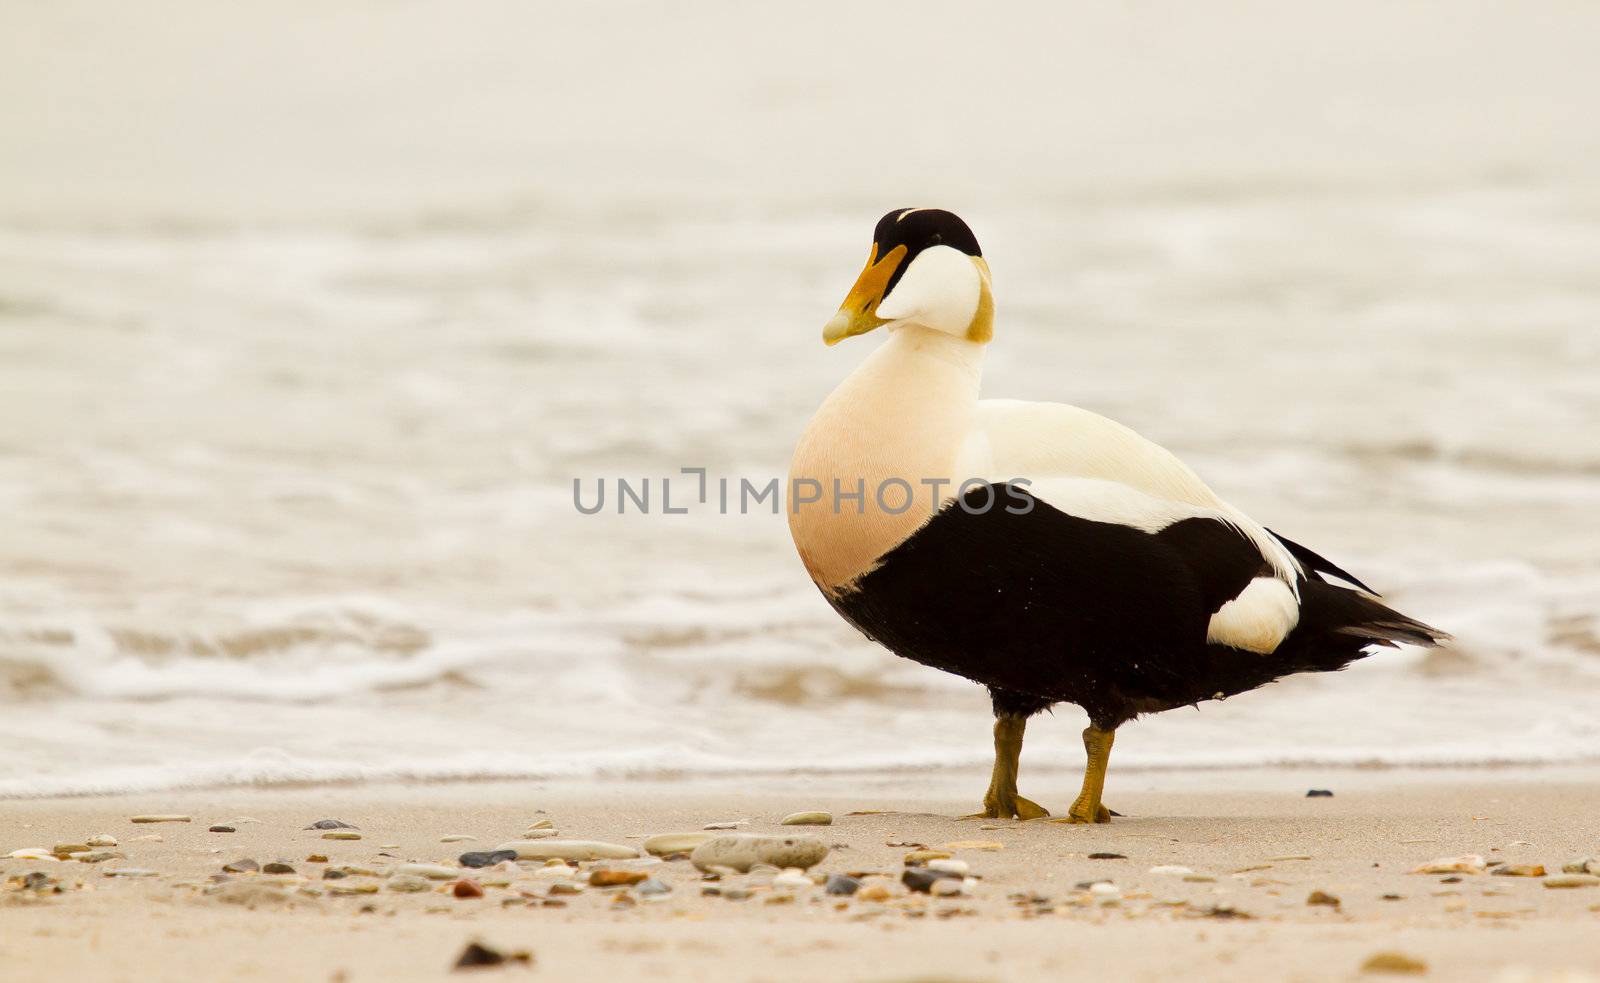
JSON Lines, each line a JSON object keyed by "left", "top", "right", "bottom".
{"left": 823, "top": 208, "right": 993, "bottom": 346}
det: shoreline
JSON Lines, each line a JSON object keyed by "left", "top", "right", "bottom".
{"left": 4, "top": 768, "right": 1599, "bottom": 981}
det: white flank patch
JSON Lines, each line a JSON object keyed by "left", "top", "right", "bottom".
{"left": 1207, "top": 577, "right": 1300, "bottom": 654}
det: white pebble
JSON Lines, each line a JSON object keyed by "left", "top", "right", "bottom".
{"left": 86, "top": 835, "right": 118, "bottom": 848}
{"left": 930, "top": 878, "right": 964, "bottom": 897}
{"left": 533, "top": 863, "right": 576, "bottom": 879}
{"left": 927, "top": 859, "right": 969, "bottom": 875}
{"left": 1148, "top": 865, "right": 1193, "bottom": 876}
{"left": 1089, "top": 882, "right": 1121, "bottom": 905}
{"left": 439, "top": 834, "right": 475, "bottom": 843}
{"left": 772, "top": 870, "right": 813, "bottom": 890}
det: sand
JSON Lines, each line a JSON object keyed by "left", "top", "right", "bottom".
{"left": 3, "top": 767, "right": 1599, "bottom": 983}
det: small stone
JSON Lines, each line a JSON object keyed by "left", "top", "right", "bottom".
{"left": 1148, "top": 865, "right": 1194, "bottom": 876}
{"left": 525, "top": 818, "right": 555, "bottom": 831}
{"left": 222, "top": 859, "right": 261, "bottom": 873}
{"left": 1087, "top": 852, "right": 1126, "bottom": 860}
{"left": 459, "top": 850, "right": 519, "bottom": 869}
{"left": 690, "top": 834, "right": 828, "bottom": 873}
{"left": 327, "top": 882, "right": 378, "bottom": 895}
{"left": 440, "top": 835, "right": 475, "bottom": 843}
{"left": 52, "top": 843, "right": 90, "bottom": 856}
{"left": 721, "top": 888, "right": 752, "bottom": 901}
{"left": 1409, "top": 854, "right": 1486, "bottom": 875}
{"left": 902, "top": 868, "right": 963, "bottom": 893}
{"left": 1360, "top": 951, "right": 1427, "bottom": 975}
{"left": 1183, "top": 873, "right": 1218, "bottom": 883}
{"left": 1544, "top": 875, "right": 1600, "bottom": 889}
{"left": 772, "top": 869, "right": 813, "bottom": 890}
{"left": 1490, "top": 864, "right": 1546, "bottom": 877}
{"left": 1307, "top": 890, "right": 1341, "bottom": 907}
{"left": 1089, "top": 882, "right": 1121, "bottom": 905}
{"left": 129, "top": 815, "right": 190, "bottom": 824}
{"left": 452, "top": 941, "right": 531, "bottom": 970}
{"left": 7, "top": 848, "right": 55, "bottom": 861}
{"left": 321, "top": 831, "right": 361, "bottom": 841}
{"left": 927, "top": 858, "right": 969, "bottom": 876}
{"left": 643, "top": 832, "right": 717, "bottom": 857}
{"left": 71, "top": 850, "right": 123, "bottom": 863}
{"left": 1306, "top": 789, "right": 1334, "bottom": 797}
{"left": 904, "top": 850, "right": 952, "bottom": 866}
{"left": 452, "top": 879, "right": 483, "bottom": 899}
{"left": 545, "top": 881, "right": 583, "bottom": 895}
{"left": 305, "top": 854, "right": 328, "bottom": 864}
{"left": 588, "top": 869, "right": 648, "bottom": 887}
{"left": 930, "top": 878, "right": 964, "bottom": 897}
{"left": 780, "top": 811, "right": 832, "bottom": 826}
{"left": 703, "top": 822, "right": 742, "bottom": 830}
{"left": 304, "top": 819, "right": 358, "bottom": 830}
{"left": 385, "top": 874, "right": 431, "bottom": 893}
{"left": 637, "top": 878, "right": 671, "bottom": 897}
{"left": 396, "top": 863, "right": 459, "bottom": 881}
{"left": 493, "top": 840, "right": 639, "bottom": 862}
{"left": 103, "top": 868, "right": 160, "bottom": 877}
{"left": 857, "top": 883, "right": 893, "bottom": 902}
{"left": 533, "top": 863, "right": 576, "bottom": 879}
{"left": 208, "top": 826, "right": 236, "bottom": 834}
{"left": 262, "top": 862, "right": 296, "bottom": 875}
{"left": 824, "top": 873, "right": 861, "bottom": 896}
{"left": 322, "top": 869, "right": 347, "bottom": 880}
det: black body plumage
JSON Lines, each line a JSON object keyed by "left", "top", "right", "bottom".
{"left": 826, "top": 485, "right": 1445, "bottom": 730}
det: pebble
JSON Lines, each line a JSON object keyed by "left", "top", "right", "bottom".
{"left": 71, "top": 850, "right": 123, "bottom": 863}
{"left": 452, "top": 879, "right": 484, "bottom": 899}
{"left": 780, "top": 811, "right": 832, "bottom": 826}
{"left": 331, "top": 864, "right": 387, "bottom": 878}
{"left": 1306, "top": 789, "right": 1334, "bottom": 797}
{"left": 86, "top": 835, "right": 118, "bottom": 848}
{"left": 321, "top": 831, "right": 362, "bottom": 841}
{"left": 690, "top": 834, "right": 829, "bottom": 873}
{"left": 926, "top": 859, "right": 969, "bottom": 876}
{"left": 1491, "top": 864, "right": 1546, "bottom": 877}
{"left": 721, "top": 888, "right": 752, "bottom": 901}
{"left": 459, "top": 850, "right": 519, "bottom": 869}
{"left": 385, "top": 874, "right": 432, "bottom": 893}
{"left": 904, "top": 850, "right": 953, "bottom": 865}
{"left": 53, "top": 843, "right": 89, "bottom": 856}
{"left": 1409, "top": 854, "right": 1486, "bottom": 875}
{"left": 930, "top": 878, "right": 965, "bottom": 897}
{"left": 1087, "top": 852, "right": 1126, "bottom": 860}
{"left": 322, "top": 869, "right": 347, "bottom": 880}
{"left": 396, "top": 863, "right": 459, "bottom": 881}
{"left": 1360, "top": 951, "right": 1427, "bottom": 975}
{"left": 637, "top": 878, "right": 671, "bottom": 897}
{"left": 103, "top": 868, "right": 160, "bottom": 877}
{"left": 254, "top": 861, "right": 292, "bottom": 875}
{"left": 452, "top": 941, "right": 531, "bottom": 970}
{"left": 824, "top": 873, "right": 861, "bottom": 896}
{"left": 643, "top": 832, "right": 717, "bottom": 856}
{"left": 129, "top": 815, "right": 191, "bottom": 824}
{"left": 703, "top": 822, "right": 743, "bottom": 830}
{"left": 526, "top": 819, "right": 555, "bottom": 831}
{"left": 305, "top": 854, "right": 328, "bottom": 863}
{"left": 857, "top": 883, "right": 893, "bottom": 902}
{"left": 902, "top": 868, "right": 963, "bottom": 893}
{"left": 304, "top": 819, "right": 358, "bottom": 830}
{"left": 533, "top": 864, "right": 577, "bottom": 879}
{"left": 772, "top": 869, "right": 813, "bottom": 890}
{"left": 1544, "top": 875, "right": 1600, "bottom": 889}
{"left": 546, "top": 881, "right": 583, "bottom": 895}
{"left": 589, "top": 869, "right": 648, "bottom": 887}
{"left": 8, "top": 848, "right": 55, "bottom": 861}
{"left": 1148, "top": 865, "right": 1194, "bottom": 876}
{"left": 327, "top": 882, "right": 378, "bottom": 895}
{"left": 439, "top": 835, "right": 475, "bottom": 843}
{"left": 208, "top": 826, "right": 236, "bottom": 834}
{"left": 943, "top": 840, "right": 1003, "bottom": 852}
{"left": 222, "top": 859, "right": 261, "bottom": 873}
{"left": 494, "top": 840, "right": 639, "bottom": 862}
{"left": 512, "top": 829, "right": 558, "bottom": 841}
{"left": 1307, "top": 890, "right": 1341, "bottom": 907}
{"left": 1089, "top": 882, "right": 1121, "bottom": 905}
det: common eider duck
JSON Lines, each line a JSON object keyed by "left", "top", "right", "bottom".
{"left": 788, "top": 207, "right": 1447, "bottom": 823}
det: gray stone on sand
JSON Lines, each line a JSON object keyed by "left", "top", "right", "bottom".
{"left": 690, "top": 834, "right": 829, "bottom": 873}
{"left": 779, "top": 811, "right": 833, "bottom": 826}
{"left": 386, "top": 873, "right": 432, "bottom": 892}
{"left": 493, "top": 839, "right": 639, "bottom": 862}
{"left": 396, "top": 863, "right": 459, "bottom": 881}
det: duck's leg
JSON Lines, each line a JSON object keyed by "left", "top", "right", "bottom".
{"left": 964, "top": 689, "right": 1052, "bottom": 820}
{"left": 1051, "top": 725, "right": 1116, "bottom": 824}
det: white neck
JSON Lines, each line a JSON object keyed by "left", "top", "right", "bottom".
{"left": 788, "top": 325, "right": 988, "bottom": 589}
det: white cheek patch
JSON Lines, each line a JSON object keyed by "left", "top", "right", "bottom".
{"left": 1207, "top": 576, "right": 1300, "bottom": 654}
{"left": 876, "top": 244, "right": 980, "bottom": 335}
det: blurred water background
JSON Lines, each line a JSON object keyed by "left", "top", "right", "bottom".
{"left": 2, "top": 1, "right": 1598, "bottom": 796}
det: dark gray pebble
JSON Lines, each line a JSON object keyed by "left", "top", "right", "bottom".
{"left": 1087, "top": 852, "right": 1126, "bottom": 860}
{"left": 208, "top": 826, "right": 236, "bottom": 833}
{"left": 1305, "top": 789, "right": 1334, "bottom": 798}
{"left": 902, "top": 868, "right": 962, "bottom": 893}
{"left": 824, "top": 873, "right": 861, "bottom": 896}
{"left": 262, "top": 862, "right": 296, "bottom": 874}
{"left": 222, "top": 859, "right": 260, "bottom": 873}
{"left": 304, "top": 819, "right": 358, "bottom": 830}
{"left": 458, "top": 850, "right": 518, "bottom": 869}
{"left": 322, "top": 869, "right": 347, "bottom": 880}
